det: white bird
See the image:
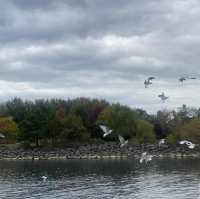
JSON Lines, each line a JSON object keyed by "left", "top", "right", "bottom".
{"left": 158, "top": 139, "right": 165, "bottom": 147}
{"left": 118, "top": 135, "right": 128, "bottom": 148}
{"left": 158, "top": 92, "right": 169, "bottom": 103}
{"left": 139, "top": 152, "right": 153, "bottom": 163}
{"left": 99, "top": 125, "right": 113, "bottom": 137}
{"left": 41, "top": 176, "right": 47, "bottom": 181}
{"left": 179, "top": 140, "right": 195, "bottom": 149}
{"left": 0, "top": 133, "right": 5, "bottom": 139}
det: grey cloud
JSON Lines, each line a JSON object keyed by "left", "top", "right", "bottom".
{"left": 1, "top": 0, "right": 200, "bottom": 112}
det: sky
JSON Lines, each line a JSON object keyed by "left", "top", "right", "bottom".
{"left": 1, "top": 0, "right": 200, "bottom": 113}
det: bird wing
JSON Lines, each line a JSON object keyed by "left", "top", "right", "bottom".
{"left": 118, "top": 135, "right": 125, "bottom": 144}
{"left": 99, "top": 125, "right": 108, "bottom": 133}
{"left": 179, "top": 140, "right": 188, "bottom": 145}
{"left": 0, "top": 133, "right": 5, "bottom": 139}
{"left": 148, "top": 77, "right": 155, "bottom": 81}
{"left": 159, "top": 139, "right": 164, "bottom": 145}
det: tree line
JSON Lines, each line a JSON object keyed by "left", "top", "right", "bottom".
{"left": 0, "top": 98, "right": 200, "bottom": 147}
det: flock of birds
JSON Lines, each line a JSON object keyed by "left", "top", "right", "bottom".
{"left": 144, "top": 75, "right": 198, "bottom": 102}
{"left": 39, "top": 76, "right": 199, "bottom": 182}
{"left": 98, "top": 124, "right": 196, "bottom": 164}
{"left": 40, "top": 125, "right": 197, "bottom": 182}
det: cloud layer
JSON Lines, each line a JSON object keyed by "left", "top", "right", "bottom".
{"left": 1, "top": 0, "right": 200, "bottom": 112}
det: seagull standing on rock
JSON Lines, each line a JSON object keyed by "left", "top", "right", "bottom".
{"left": 179, "top": 140, "right": 196, "bottom": 149}
{"left": 158, "top": 139, "right": 165, "bottom": 147}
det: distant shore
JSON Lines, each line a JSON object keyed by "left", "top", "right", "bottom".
{"left": 0, "top": 143, "right": 199, "bottom": 160}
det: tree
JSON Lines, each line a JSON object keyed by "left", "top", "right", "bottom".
{"left": 136, "top": 120, "right": 156, "bottom": 143}
{"left": 153, "top": 109, "right": 176, "bottom": 139}
{"left": 6, "top": 98, "right": 26, "bottom": 123}
{"left": 97, "top": 103, "right": 138, "bottom": 139}
{"left": 18, "top": 100, "right": 55, "bottom": 147}
{"left": 179, "top": 119, "right": 200, "bottom": 143}
{"left": 60, "top": 114, "right": 89, "bottom": 141}
{"left": 0, "top": 117, "right": 18, "bottom": 140}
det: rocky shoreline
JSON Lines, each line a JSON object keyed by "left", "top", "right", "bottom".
{"left": 0, "top": 143, "right": 200, "bottom": 160}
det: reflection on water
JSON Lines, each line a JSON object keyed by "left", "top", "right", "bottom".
{"left": 0, "top": 158, "right": 200, "bottom": 198}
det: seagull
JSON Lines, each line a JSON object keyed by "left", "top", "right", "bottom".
{"left": 118, "top": 135, "right": 128, "bottom": 148}
{"left": 41, "top": 176, "right": 47, "bottom": 181}
{"left": 0, "top": 133, "right": 5, "bottom": 139}
{"left": 139, "top": 152, "right": 153, "bottom": 163}
{"left": 158, "top": 92, "right": 169, "bottom": 102}
{"left": 188, "top": 77, "right": 197, "bottom": 80}
{"left": 99, "top": 125, "right": 113, "bottom": 137}
{"left": 179, "top": 140, "right": 195, "bottom": 149}
{"left": 158, "top": 139, "right": 165, "bottom": 147}
{"left": 144, "top": 79, "right": 152, "bottom": 88}
{"left": 179, "top": 77, "right": 187, "bottom": 82}
{"left": 144, "top": 77, "right": 155, "bottom": 88}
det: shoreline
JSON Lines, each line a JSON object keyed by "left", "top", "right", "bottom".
{"left": 0, "top": 143, "right": 199, "bottom": 160}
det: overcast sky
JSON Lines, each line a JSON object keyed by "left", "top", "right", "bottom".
{"left": 1, "top": 0, "right": 200, "bottom": 113}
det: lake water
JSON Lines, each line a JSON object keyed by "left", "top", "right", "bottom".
{"left": 0, "top": 158, "right": 200, "bottom": 199}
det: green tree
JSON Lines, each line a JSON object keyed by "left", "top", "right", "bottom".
{"left": 136, "top": 120, "right": 156, "bottom": 143}
{"left": 60, "top": 114, "right": 89, "bottom": 141}
{"left": 179, "top": 119, "right": 200, "bottom": 143}
{"left": 18, "top": 100, "right": 55, "bottom": 146}
{"left": 97, "top": 103, "right": 138, "bottom": 138}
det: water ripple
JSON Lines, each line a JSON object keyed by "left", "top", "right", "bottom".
{"left": 0, "top": 159, "right": 199, "bottom": 198}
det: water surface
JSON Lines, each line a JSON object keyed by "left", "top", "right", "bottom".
{"left": 0, "top": 158, "right": 200, "bottom": 198}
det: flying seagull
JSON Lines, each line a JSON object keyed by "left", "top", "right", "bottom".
{"left": 118, "top": 135, "right": 128, "bottom": 148}
{"left": 179, "top": 140, "right": 195, "bottom": 149}
{"left": 99, "top": 125, "right": 112, "bottom": 137}
{"left": 144, "top": 77, "right": 155, "bottom": 88}
{"left": 188, "top": 77, "right": 197, "bottom": 80}
{"left": 144, "top": 79, "right": 152, "bottom": 88}
{"left": 0, "top": 133, "right": 5, "bottom": 139}
{"left": 158, "top": 92, "right": 169, "bottom": 103}
{"left": 179, "top": 76, "right": 197, "bottom": 82}
{"left": 139, "top": 152, "right": 153, "bottom": 163}
{"left": 179, "top": 77, "right": 187, "bottom": 82}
